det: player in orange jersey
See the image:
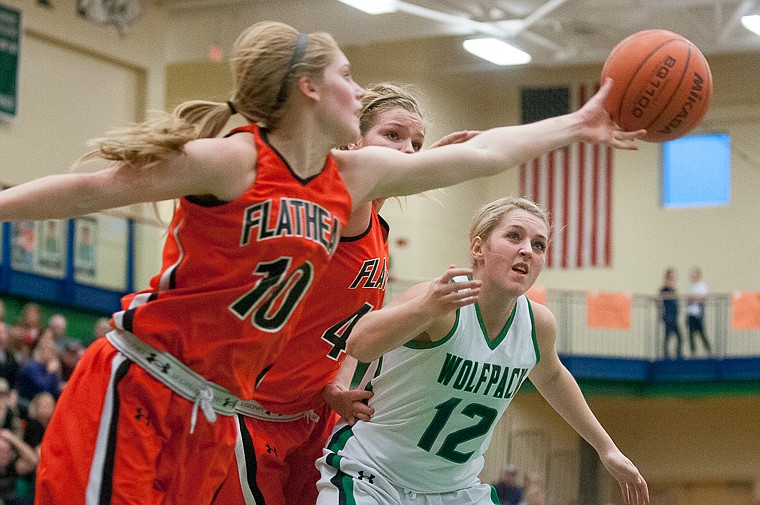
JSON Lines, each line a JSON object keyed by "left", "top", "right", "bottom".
{"left": 214, "top": 83, "right": 477, "bottom": 505}
{"left": 0, "top": 20, "right": 643, "bottom": 505}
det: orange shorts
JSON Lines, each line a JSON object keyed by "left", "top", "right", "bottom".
{"left": 36, "top": 338, "right": 237, "bottom": 505}
{"left": 213, "top": 403, "right": 339, "bottom": 505}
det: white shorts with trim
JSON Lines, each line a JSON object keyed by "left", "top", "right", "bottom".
{"left": 315, "top": 449, "right": 498, "bottom": 505}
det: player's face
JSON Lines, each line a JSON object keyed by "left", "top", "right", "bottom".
{"left": 355, "top": 107, "right": 424, "bottom": 210}
{"left": 480, "top": 209, "right": 548, "bottom": 296}
{"left": 316, "top": 51, "right": 365, "bottom": 146}
{"left": 357, "top": 108, "right": 424, "bottom": 153}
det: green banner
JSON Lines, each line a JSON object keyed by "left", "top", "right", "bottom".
{"left": 0, "top": 2, "right": 21, "bottom": 120}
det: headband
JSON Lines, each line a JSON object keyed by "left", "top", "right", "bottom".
{"left": 362, "top": 94, "right": 409, "bottom": 116}
{"left": 275, "top": 32, "right": 309, "bottom": 106}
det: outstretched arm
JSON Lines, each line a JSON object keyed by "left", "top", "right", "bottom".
{"left": 337, "top": 79, "right": 645, "bottom": 205}
{"left": 0, "top": 135, "right": 256, "bottom": 221}
{"left": 346, "top": 266, "right": 480, "bottom": 362}
{"left": 528, "top": 303, "right": 649, "bottom": 505}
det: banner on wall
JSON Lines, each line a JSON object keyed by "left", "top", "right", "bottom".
{"left": 10, "top": 219, "right": 67, "bottom": 278}
{"left": 11, "top": 220, "right": 35, "bottom": 272}
{"left": 731, "top": 292, "right": 760, "bottom": 330}
{"left": 586, "top": 291, "right": 632, "bottom": 330}
{"left": 37, "top": 219, "right": 65, "bottom": 271}
{"left": 74, "top": 216, "right": 97, "bottom": 282}
{"left": 0, "top": 2, "right": 20, "bottom": 120}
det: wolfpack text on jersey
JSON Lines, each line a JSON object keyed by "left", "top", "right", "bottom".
{"left": 323, "top": 278, "right": 539, "bottom": 493}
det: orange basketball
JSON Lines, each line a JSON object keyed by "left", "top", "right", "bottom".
{"left": 601, "top": 29, "right": 713, "bottom": 143}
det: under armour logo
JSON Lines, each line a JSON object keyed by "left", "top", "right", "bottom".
{"left": 135, "top": 408, "right": 151, "bottom": 426}
{"left": 222, "top": 397, "right": 235, "bottom": 408}
{"left": 357, "top": 471, "right": 375, "bottom": 484}
{"left": 145, "top": 353, "right": 171, "bottom": 373}
{"left": 266, "top": 444, "right": 278, "bottom": 457}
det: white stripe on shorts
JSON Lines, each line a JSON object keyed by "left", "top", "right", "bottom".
{"left": 86, "top": 352, "right": 128, "bottom": 505}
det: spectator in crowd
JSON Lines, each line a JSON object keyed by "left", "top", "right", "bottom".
{"left": 92, "top": 317, "right": 111, "bottom": 342}
{"left": 0, "top": 299, "right": 8, "bottom": 330}
{"left": 22, "top": 392, "right": 54, "bottom": 455}
{"left": 517, "top": 472, "right": 548, "bottom": 505}
{"left": 659, "top": 267, "right": 683, "bottom": 359}
{"left": 0, "top": 428, "right": 38, "bottom": 505}
{"left": 0, "top": 322, "right": 19, "bottom": 389}
{"left": 686, "top": 266, "right": 711, "bottom": 356}
{"left": 20, "top": 392, "right": 55, "bottom": 498}
{"left": 10, "top": 303, "right": 43, "bottom": 364}
{"left": 59, "top": 341, "right": 83, "bottom": 383}
{"left": 0, "top": 379, "right": 21, "bottom": 438}
{"left": 15, "top": 332, "right": 62, "bottom": 411}
{"left": 47, "top": 314, "right": 75, "bottom": 355}
{"left": 494, "top": 465, "right": 524, "bottom": 505}
{"left": 46, "top": 314, "right": 84, "bottom": 382}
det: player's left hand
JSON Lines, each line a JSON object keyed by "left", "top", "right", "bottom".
{"left": 577, "top": 79, "right": 646, "bottom": 150}
{"left": 600, "top": 449, "right": 650, "bottom": 505}
{"left": 321, "top": 383, "right": 374, "bottom": 426}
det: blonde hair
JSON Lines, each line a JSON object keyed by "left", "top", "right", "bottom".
{"left": 84, "top": 21, "right": 340, "bottom": 168}
{"left": 355, "top": 83, "right": 436, "bottom": 210}
{"left": 358, "top": 83, "right": 425, "bottom": 137}
{"left": 469, "top": 196, "right": 550, "bottom": 244}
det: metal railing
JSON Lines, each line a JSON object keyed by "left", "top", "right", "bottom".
{"left": 551, "top": 291, "right": 757, "bottom": 360}
{"left": 387, "top": 279, "right": 760, "bottom": 360}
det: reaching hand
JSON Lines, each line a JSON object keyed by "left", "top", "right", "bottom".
{"left": 419, "top": 265, "right": 480, "bottom": 320}
{"left": 576, "top": 78, "right": 647, "bottom": 150}
{"left": 601, "top": 449, "right": 650, "bottom": 505}
{"left": 321, "top": 383, "right": 374, "bottom": 426}
{"left": 428, "top": 130, "right": 481, "bottom": 149}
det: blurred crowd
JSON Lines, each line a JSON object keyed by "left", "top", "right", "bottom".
{"left": 493, "top": 465, "right": 550, "bottom": 505}
{"left": 0, "top": 298, "right": 107, "bottom": 505}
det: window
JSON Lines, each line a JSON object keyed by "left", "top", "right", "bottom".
{"left": 662, "top": 133, "right": 731, "bottom": 208}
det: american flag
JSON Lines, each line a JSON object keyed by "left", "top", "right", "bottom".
{"left": 519, "top": 83, "right": 613, "bottom": 269}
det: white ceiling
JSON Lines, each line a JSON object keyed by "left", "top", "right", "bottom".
{"left": 161, "top": 0, "right": 760, "bottom": 67}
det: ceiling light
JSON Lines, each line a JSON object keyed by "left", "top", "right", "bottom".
{"left": 463, "top": 38, "right": 531, "bottom": 66}
{"left": 741, "top": 15, "right": 760, "bottom": 36}
{"left": 337, "top": 0, "right": 397, "bottom": 15}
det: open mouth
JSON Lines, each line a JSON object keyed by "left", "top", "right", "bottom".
{"left": 512, "top": 263, "right": 528, "bottom": 275}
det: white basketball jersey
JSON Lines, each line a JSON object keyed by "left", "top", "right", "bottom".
{"left": 335, "top": 277, "right": 539, "bottom": 493}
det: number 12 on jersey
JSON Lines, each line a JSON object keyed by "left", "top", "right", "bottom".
{"left": 417, "top": 397, "right": 498, "bottom": 464}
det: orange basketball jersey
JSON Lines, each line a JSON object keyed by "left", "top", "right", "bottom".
{"left": 253, "top": 207, "right": 389, "bottom": 413}
{"left": 114, "top": 125, "right": 352, "bottom": 400}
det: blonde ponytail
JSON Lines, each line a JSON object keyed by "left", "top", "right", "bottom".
{"left": 81, "top": 100, "right": 233, "bottom": 167}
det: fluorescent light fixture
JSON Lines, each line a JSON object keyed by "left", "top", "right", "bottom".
{"left": 337, "top": 0, "right": 398, "bottom": 15}
{"left": 463, "top": 38, "right": 531, "bottom": 66}
{"left": 741, "top": 15, "right": 760, "bottom": 36}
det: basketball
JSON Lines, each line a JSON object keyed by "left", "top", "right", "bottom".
{"left": 601, "top": 29, "right": 713, "bottom": 143}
